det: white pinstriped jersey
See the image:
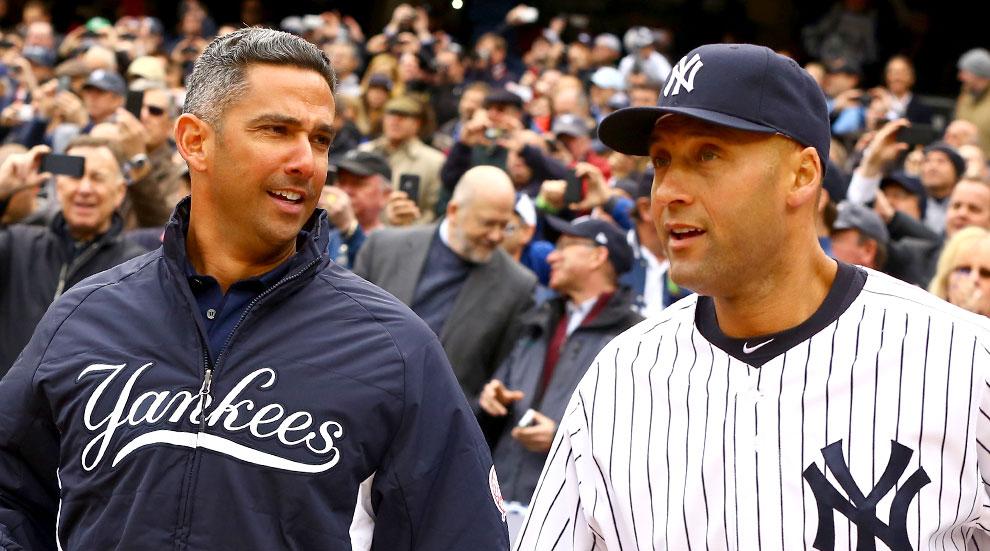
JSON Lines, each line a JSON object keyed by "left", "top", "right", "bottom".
{"left": 515, "top": 264, "right": 990, "bottom": 551}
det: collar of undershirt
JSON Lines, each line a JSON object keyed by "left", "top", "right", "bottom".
{"left": 695, "top": 261, "right": 867, "bottom": 367}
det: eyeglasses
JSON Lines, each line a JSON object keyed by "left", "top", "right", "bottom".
{"left": 144, "top": 105, "right": 166, "bottom": 117}
{"left": 953, "top": 265, "right": 990, "bottom": 279}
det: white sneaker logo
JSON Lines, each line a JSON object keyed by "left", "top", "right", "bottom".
{"left": 742, "top": 339, "right": 774, "bottom": 354}
{"left": 664, "top": 53, "right": 704, "bottom": 97}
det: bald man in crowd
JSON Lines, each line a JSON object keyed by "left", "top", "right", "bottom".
{"left": 354, "top": 166, "right": 537, "bottom": 397}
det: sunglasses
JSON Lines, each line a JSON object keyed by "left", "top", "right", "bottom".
{"left": 953, "top": 265, "right": 990, "bottom": 279}
{"left": 144, "top": 105, "right": 166, "bottom": 117}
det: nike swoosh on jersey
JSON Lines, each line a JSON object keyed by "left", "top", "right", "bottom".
{"left": 742, "top": 338, "right": 774, "bottom": 354}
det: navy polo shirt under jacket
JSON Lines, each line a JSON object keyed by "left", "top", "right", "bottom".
{"left": 185, "top": 253, "right": 297, "bottom": 363}
{"left": 411, "top": 221, "right": 473, "bottom": 337}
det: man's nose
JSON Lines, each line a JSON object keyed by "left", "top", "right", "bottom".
{"left": 284, "top": 135, "right": 316, "bottom": 180}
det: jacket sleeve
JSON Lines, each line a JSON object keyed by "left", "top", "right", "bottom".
{"left": 0, "top": 298, "right": 68, "bottom": 551}
{"left": 369, "top": 338, "right": 510, "bottom": 550}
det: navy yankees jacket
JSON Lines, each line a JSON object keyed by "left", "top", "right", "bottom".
{"left": 0, "top": 199, "right": 510, "bottom": 550}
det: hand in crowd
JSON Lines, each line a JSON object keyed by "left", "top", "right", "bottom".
{"left": 319, "top": 185, "right": 358, "bottom": 233}
{"left": 571, "top": 162, "right": 608, "bottom": 211}
{"left": 0, "top": 145, "right": 50, "bottom": 200}
{"left": 858, "top": 118, "right": 910, "bottom": 178}
{"left": 872, "top": 185, "right": 896, "bottom": 223}
{"left": 113, "top": 108, "right": 149, "bottom": 159}
{"left": 385, "top": 190, "right": 420, "bottom": 226}
{"left": 948, "top": 273, "right": 990, "bottom": 317}
{"left": 510, "top": 410, "right": 556, "bottom": 453}
{"left": 478, "top": 379, "right": 525, "bottom": 416}
{"left": 832, "top": 88, "right": 865, "bottom": 113}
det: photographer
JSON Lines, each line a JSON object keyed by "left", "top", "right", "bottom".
{"left": 0, "top": 138, "right": 145, "bottom": 375}
{"left": 437, "top": 88, "right": 571, "bottom": 215}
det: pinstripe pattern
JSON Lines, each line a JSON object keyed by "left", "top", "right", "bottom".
{"left": 515, "top": 269, "right": 990, "bottom": 550}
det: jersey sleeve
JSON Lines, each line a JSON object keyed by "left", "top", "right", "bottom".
{"left": 513, "top": 387, "right": 599, "bottom": 551}
{"left": 367, "top": 336, "right": 510, "bottom": 550}
{"left": 0, "top": 295, "right": 73, "bottom": 551}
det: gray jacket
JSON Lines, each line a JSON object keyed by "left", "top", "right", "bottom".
{"left": 353, "top": 223, "right": 537, "bottom": 397}
{"left": 484, "top": 287, "right": 643, "bottom": 503}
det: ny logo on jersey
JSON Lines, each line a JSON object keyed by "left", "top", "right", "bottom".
{"left": 803, "top": 440, "right": 930, "bottom": 551}
{"left": 663, "top": 53, "right": 704, "bottom": 97}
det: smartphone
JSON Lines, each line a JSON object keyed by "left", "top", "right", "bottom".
{"left": 57, "top": 76, "right": 71, "bottom": 93}
{"left": 40, "top": 153, "right": 85, "bottom": 178}
{"left": 125, "top": 90, "right": 144, "bottom": 118}
{"left": 517, "top": 408, "right": 537, "bottom": 428}
{"left": 897, "top": 124, "right": 940, "bottom": 147}
{"left": 398, "top": 173, "right": 421, "bottom": 204}
{"left": 563, "top": 170, "right": 583, "bottom": 205}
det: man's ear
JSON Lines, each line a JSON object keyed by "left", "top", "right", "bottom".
{"left": 174, "top": 113, "right": 212, "bottom": 173}
{"left": 785, "top": 146, "right": 822, "bottom": 210}
{"left": 445, "top": 200, "right": 458, "bottom": 224}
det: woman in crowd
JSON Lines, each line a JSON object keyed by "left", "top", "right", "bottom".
{"left": 930, "top": 226, "right": 990, "bottom": 317}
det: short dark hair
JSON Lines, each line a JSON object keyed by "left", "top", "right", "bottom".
{"left": 183, "top": 27, "right": 337, "bottom": 128}
{"left": 65, "top": 135, "right": 126, "bottom": 172}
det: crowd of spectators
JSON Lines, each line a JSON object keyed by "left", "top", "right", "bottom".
{"left": 1, "top": 0, "right": 989, "bottom": 539}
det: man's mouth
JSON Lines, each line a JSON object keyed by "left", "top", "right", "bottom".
{"left": 268, "top": 190, "right": 305, "bottom": 204}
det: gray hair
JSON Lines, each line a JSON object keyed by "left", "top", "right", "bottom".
{"left": 183, "top": 27, "right": 337, "bottom": 129}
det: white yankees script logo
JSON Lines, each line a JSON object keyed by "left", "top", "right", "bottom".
{"left": 663, "top": 53, "right": 704, "bottom": 97}
{"left": 77, "top": 363, "right": 344, "bottom": 474}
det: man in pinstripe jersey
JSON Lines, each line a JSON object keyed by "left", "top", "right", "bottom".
{"left": 516, "top": 43, "right": 990, "bottom": 551}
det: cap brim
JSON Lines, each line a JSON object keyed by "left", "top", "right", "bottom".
{"left": 332, "top": 160, "right": 375, "bottom": 177}
{"left": 546, "top": 215, "right": 585, "bottom": 238}
{"left": 598, "top": 106, "right": 778, "bottom": 156}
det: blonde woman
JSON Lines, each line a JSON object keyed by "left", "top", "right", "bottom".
{"left": 929, "top": 225, "right": 990, "bottom": 316}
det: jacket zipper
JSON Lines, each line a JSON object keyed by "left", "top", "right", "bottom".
{"left": 53, "top": 240, "right": 109, "bottom": 300}
{"left": 172, "top": 255, "right": 320, "bottom": 549}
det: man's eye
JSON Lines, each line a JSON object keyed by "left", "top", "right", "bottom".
{"left": 700, "top": 149, "right": 718, "bottom": 161}
{"left": 266, "top": 125, "right": 288, "bottom": 135}
{"left": 651, "top": 157, "right": 670, "bottom": 169}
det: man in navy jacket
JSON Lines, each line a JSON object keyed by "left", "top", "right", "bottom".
{"left": 0, "top": 28, "right": 509, "bottom": 551}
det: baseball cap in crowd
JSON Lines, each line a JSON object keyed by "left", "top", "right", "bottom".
{"left": 330, "top": 150, "right": 392, "bottom": 180}
{"left": 483, "top": 88, "right": 524, "bottom": 109}
{"left": 590, "top": 66, "right": 625, "bottom": 90}
{"left": 367, "top": 73, "right": 393, "bottom": 92}
{"left": 546, "top": 215, "right": 634, "bottom": 274}
{"left": 923, "top": 142, "right": 966, "bottom": 180}
{"left": 958, "top": 48, "right": 990, "bottom": 79}
{"left": 594, "top": 33, "right": 622, "bottom": 53}
{"left": 598, "top": 43, "right": 830, "bottom": 168}
{"left": 514, "top": 192, "right": 537, "bottom": 227}
{"left": 384, "top": 96, "right": 423, "bottom": 119}
{"left": 22, "top": 45, "right": 55, "bottom": 68}
{"left": 83, "top": 69, "right": 127, "bottom": 96}
{"left": 623, "top": 27, "right": 654, "bottom": 51}
{"left": 880, "top": 171, "right": 927, "bottom": 218}
{"left": 85, "top": 17, "right": 112, "bottom": 33}
{"left": 552, "top": 114, "right": 591, "bottom": 138}
{"left": 833, "top": 201, "right": 889, "bottom": 244}
{"left": 826, "top": 58, "right": 862, "bottom": 77}
{"left": 127, "top": 56, "right": 166, "bottom": 83}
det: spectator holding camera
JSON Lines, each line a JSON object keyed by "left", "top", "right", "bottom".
{"left": 0, "top": 137, "right": 146, "bottom": 375}
{"left": 358, "top": 95, "right": 444, "bottom": 224}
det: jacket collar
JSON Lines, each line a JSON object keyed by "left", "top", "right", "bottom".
{"left": 520, "top": 286, "right": 638, "bottom": 336}
{"left": 50, "top": 211, "right": 125, "bottom": 250}
{"left": 161, "top": 196, "right": 331, "bottom": 283}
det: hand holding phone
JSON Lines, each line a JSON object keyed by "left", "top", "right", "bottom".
{"left": 398, "top": 173, "right": 421, "bottom": 204}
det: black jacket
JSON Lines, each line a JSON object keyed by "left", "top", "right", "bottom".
{"left": 0, "top": 213, "right": 146, "bottom": 375}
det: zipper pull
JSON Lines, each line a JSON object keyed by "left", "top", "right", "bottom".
{"left": 199, "top": 368, "right": 213, "bottom": 397}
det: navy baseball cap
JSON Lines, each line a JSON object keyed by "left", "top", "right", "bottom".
{"left": 546, "top": 215, "right": 633, "bottom": 274}
{"left": 598, "top": 43, "right": 830, "bottom": 168}
{"left": 82, "top": 69, "right": 127, "bottom": 96}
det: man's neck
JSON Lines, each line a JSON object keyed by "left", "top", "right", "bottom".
{"left": 385, "top": 136, "right": 412, "bottom": 150}
{"left": 358, "top": 214, "right": 383, "bottom": 233}
{"left": 566, "top": 281, "right": 615, "bottom": 306}
{"left": 186, "top": 205, "right": 296, "bottom": 293}
{"left": 712, "top": 247, "right": 837, "bottom": 338}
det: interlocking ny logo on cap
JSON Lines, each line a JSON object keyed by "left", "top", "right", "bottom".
{"left": 663, "top": 53, "right": 704, "bottom": 97}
